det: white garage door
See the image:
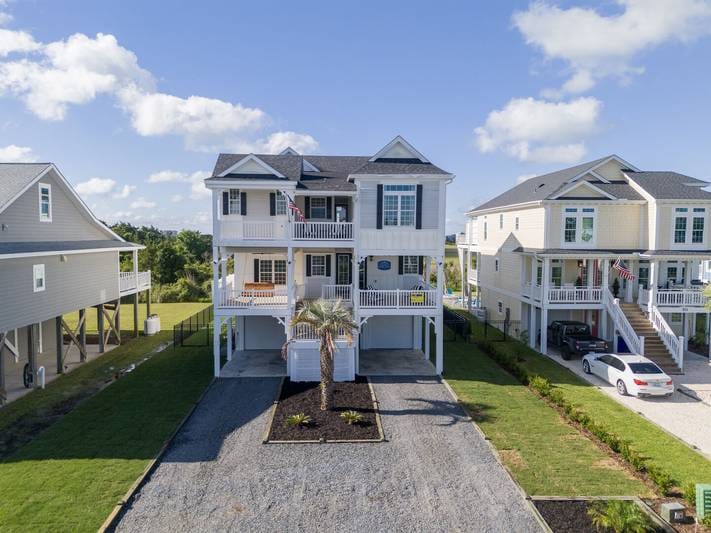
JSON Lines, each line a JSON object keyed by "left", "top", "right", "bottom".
{"left": 363, "top": 316, "right": 413, "bottom": 349}
{"left": 244, "top": 316, "right": 286, "bottom": 350}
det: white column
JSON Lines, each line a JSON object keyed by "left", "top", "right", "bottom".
{"left": 542, "top": 258, "right": 551, "bottom": 305}
{"left": 648, "top": 260, "right": 658, "bottom": 314}
{"left": 625, "top": 259, "right": 635, "bottom": 302}
{"left": 425, "top": 318, "right": 431, "bottom": 360}
{"left": 226, "top": 317, "right": 233, "bottom": 361}
{"left": 213, "top": 316, "right": 221, "bottom": 378}
{"left": 528, "top": 304, "right": 537, "bottom": 349}
{"left": 287, "top": 247, "right": 295, "bottom": 305}
{"left": 219, "top": 247, "right": 226, "bottom": 290}
{"left": 586, "top": 259, "right": 593, "bottom": 288}
{"left": 436, "top": 258, "right": 444, "bottom": 307}
{"left": 475, "top": 252, "right": 481, "bottom": 307}
{"left": 459, "top": 247, "right": 466, "bottom": 306}
{"left": 413, "top": 316, "right": 422, "bottom": 350}
{"left": 602, "top": 259, "right": 610, "bottom": 291}
{"left": 683, "top": 312, "right": 689, "bottom": 351}
{"left": 600, "top": 309, "right": 608, "bottom": 341}
{"left": 132, "top": 249, "right": 139, "bottom": 282}
{"left": 212, "top": 245, "right": 219, "bottom": 307}
{"left": 540, "top": 307, "right": 549, "bottom": 355}
{"left": 435, "top": 313, "right": 444, "bottom": 374}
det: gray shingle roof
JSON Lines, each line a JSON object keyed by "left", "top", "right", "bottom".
{"left": 0, "top": 240, "right": 140, "bottom": 257}
{"left": 209, "top": 153, "right": 450, "bottom": 192}
{"left": 0, "top": 163, "right": 52, "bottom": 211}
{"left": 625, "top": 171, "right": 711, "bottom": 199}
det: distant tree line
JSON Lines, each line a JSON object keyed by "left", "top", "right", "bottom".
{"left": 112, "top": 223, "right": 213, "bottom": 303}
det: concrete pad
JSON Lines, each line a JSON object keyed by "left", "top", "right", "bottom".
{"left": 676, "top": 351, "right": 711, "bottom": 404}
{"left": 359, "top": 349, "right": 436, "bottom": 376}
{"left": 220, "top": 350, "right": 287, "bottom": 378}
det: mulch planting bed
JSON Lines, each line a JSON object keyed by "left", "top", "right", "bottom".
{"left": 533, "top": 499, "right": 668, "bottom": 533}
{"left": 266, "top": 376, "right": 382, "bottom": 442}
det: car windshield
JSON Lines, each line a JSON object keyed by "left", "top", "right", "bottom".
{"left": 567, "top": 326, "right": 588, "bottom": 335}
{"left": 628, "top": 363, "right": 663, "bottom": 374}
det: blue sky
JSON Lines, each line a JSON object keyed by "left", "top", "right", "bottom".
{"left": 1, "top": 0, "right": 711, "bottom": 233}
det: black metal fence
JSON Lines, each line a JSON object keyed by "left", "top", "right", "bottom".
{"left": 443, "top": 307, "right": 470, "bottom": 341}
{"left": 173, "top": 305, "right": 213, "bottom": 348}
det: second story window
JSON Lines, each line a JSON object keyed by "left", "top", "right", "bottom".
{"left": 39, "top": 183, "right": 51, "bottom": 222}
{"left": 551, "top": 260, "right": 562, "bottom": 287}
{"left": 310, "top": 197, "right": 327, "bottom": 219}
{"left": 674, "top": 207, "right": 705, "bottom": 244}
{"left": 562, "top": 207, "right": 595, "bottom": 245}
{"left": 275, "top": 192, "right": 287, "bottom": 215}
{"left": 383, "top": 184, "right": 416, "bottom": 227}
{"left": 228, "top": 189, "right": 241, "bottom": 215}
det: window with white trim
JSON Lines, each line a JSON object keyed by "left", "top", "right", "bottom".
{"left": 494, "top": 258, "right": 499, "bottom": 272}
{"left": 562, "top": 207, "right": 595, "bottom": 245}
{"left": 311, "top": 255, "right": 326, "bottom": 277}
{"left": 499, "top": 214, "right": 503, "bottom": 229}
{"left": 228, "top": 189, "right": 240, "bottom": 215}
{"left": 673, "top": 207, "right": 706, "bottom": 244}
{"left": 310, "top": 197, "right": 327, "bottom": 219}
{"left": 383, "top": 184, "right": 416, "bottom": 227}
{"left": 551, "top": 259, "right": 562, "bottom": 287}
{"left": 497, "top": 301, "right": 503, "bottom": 314}
{"left": 275, "top": 192, "right": 287, "bottom": 215}
{"left": 39, "top": 183, "right": 51, "bottom": 222}
{"left": 515, "top": 217, "right": 519, "bottom": 230}
{"left": 402, "top": 256, "right": 419, "bottom": 275}
{"left": 259, "top": 259, "right": 287, "bottom": 285}
{"left": 671, "top": 313, "right": 683, "bottom": 323}
{"left": 483, "top": 219, "right": 488, "bottom": 240}
{"left": 33, "top": 264, "right": 45, "bottom": 292}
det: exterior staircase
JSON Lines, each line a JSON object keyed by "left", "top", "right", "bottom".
{"left": 618, "top": 303, "right": 682, "bottom": 374}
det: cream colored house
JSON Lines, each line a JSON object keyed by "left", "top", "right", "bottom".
{"left": 459, "top": 155, "right": 711, "bottom": 373}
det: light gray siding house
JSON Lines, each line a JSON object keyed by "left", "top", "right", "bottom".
{"left": 0, "top": 163, "right": 151, "bottom": 404}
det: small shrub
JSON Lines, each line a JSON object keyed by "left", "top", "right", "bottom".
{"left": 340, "top": 410, "right": 364, "bottom": 425}
{"left": 683, "top": 483, "right": 696, "bottom": 506}
{"left": 587, "top": 500, "right": 653, "bottom": 533}
{"left": 285, "top": 413, "right": 311, "bottom": 427}
{"left": 529, "top": 375, "right": 551, "bottom": 396}
{"left": 701, "top": 514, "right": 711, "bottom": 528}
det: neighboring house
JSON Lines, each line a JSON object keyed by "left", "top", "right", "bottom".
{"left": 205, "top": 136, "right": 453, "bottom": 380}
{"left": 0, "top": 163, "right": 150, "bottom": 403}
{"left": 459, "top": 155, "right": 711, "bottom": 373}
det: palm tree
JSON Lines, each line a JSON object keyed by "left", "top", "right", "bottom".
{"left": 284, "top": 299, "right": 358, "bottom": 411}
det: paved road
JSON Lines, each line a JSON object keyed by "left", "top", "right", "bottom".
{"left": 547, "top": 350, "right": 711, "bottom": 459}
{"left": 115, "top": 376, "right": 541, "bottom": 532}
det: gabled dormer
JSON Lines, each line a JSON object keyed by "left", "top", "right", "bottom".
{"left": 369, "top": 135, "right": 430, "bottom": 163}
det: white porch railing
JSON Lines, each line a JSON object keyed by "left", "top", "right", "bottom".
{"left": 656, "top": 289, "right": 706, "bottom": 307}
{"left": 548, "top": 286, "right": 602, "bottom": 304}
{"left": 219, "top": 219, "right": 287, "bottom": 240}
{"left": 321, "top": 284, "right": 352, "bottom": 302}
{"left": 291, "top": 221, "right": 353, "bottom": 240}
{"left": 292, "top": 323, "right": 350, "bottom": 341}
{"left": 649, "top": 305, "right": 684, "bottom": 370}
{"left": 523, "top": 282, "right": 542, "bottom": 301}
{"left": 119, "top": 271, "right": 151, "bottom": 293}
{"left": 603, "top": 288, "right": 644, "bottom": 355}
{"left": 220, "top": 288, "right": 288, "bottom": 308}
{"left": 358, "top": 289, "right": 437, "bottom": 309}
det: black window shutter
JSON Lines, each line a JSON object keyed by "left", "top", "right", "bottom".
{"left": 376, "top": 184, "right": 383, "bottom": 229}
{"left": 269, "top": 192, "right": 276, "bottom": 216}
{"left": 326, "top": 197, "right": 333, "bottom": 220}
{"left": 398, "top": 256, "right": 404, "bottom": 275}
{"left": 326, "top": 255, "right": 332, "bottom": 277}
{"left": 222, "top": 191, "right": 229, "bottom": 216}
{"left": 418, "top": 256, "right": 425, "bottom": 275}
{"left": 253, "top": 259, "right": 260, "bottom": 282}
{"left": 240, "top": 192, "right": 247, "bottom": 215}
{"left": 416, "top": 184, "right": 423, "bottom": 229}
{"left": 304, "top": 197, "right": 311, "bottom": 219}
{"left": 306, "top": 255, "right": 312, "bottom": 277}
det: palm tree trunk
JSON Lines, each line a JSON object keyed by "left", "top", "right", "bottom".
{"left": 320, "top": 336, "right": 334, "bottom": 411}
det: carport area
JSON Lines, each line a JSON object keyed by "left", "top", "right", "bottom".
{"left": 220, "top": 350, "right": 286, "bottom": 378}
{"left": 359, "top": 349, "right": 436, "bottom": 376}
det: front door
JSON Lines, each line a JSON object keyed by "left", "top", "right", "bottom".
{"left": 336, "top": 253, "right": 352, "bottom": 285}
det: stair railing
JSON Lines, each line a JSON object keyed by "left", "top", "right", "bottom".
{"left": 602, "top": 288, "right": 644, "bottom": 355}
{"left": 649, "top": 304, "right": 684, "bottom": 371}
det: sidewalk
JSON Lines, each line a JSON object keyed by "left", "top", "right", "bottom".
{"left": 545, "top": 348, "right": 711, "bottom": 460}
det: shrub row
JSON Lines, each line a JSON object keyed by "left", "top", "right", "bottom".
{"left": 471, "top": 336, "right": 676, "bottom": 498}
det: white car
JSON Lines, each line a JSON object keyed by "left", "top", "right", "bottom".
{"left": 582, "top": 353, "right": 674, "bottom": 397}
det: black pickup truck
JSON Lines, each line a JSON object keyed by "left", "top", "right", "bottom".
{"left": 547, "top": 320, "right": 609, "bottom": 360}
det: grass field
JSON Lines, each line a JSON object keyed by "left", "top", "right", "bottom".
{"left": 0, "top": 340, "right": 213, "bottom": 532}
{"left": 449, "top": 314, "right": 711, "bottom": 493}
{"left": 445, "top": 335, "right": 649, "bottom": 496}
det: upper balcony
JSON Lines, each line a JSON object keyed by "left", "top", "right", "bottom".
{"left": 217, "top": 218, "right": 354, "bottom": 245}
{"left": 119, "top": 271, "right": 151, "bottom": 296}
{"left": 638, "top": 286, "right": 708, "bottom": 309}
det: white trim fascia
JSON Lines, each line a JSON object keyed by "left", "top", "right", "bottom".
{"left": 0, "top": 245, "right": 144, "bottom": 260}
{"left": 293, "top": 191, "right": 356, "bottom": 197}
{"left": 623, "top": 173, "right": 656, "bottom": 203}
{"left": 205, "top": 179, "right": 297, "bottom": 190}
{"left": 279, "top": 147, "right": 299, "bottom": 156}
{"left": 217, "top": 154, "right": 286, "bottom": 178}
{"left": 0, "top": 164, "right": 52, "bottom": 215}
{"left": 369, "top": 135, "right": 430, "bottom": 163}
{"left": 549, "top": 180, "right": 617, "bottom": 200}
{"left": 542, "top": 199, "right": 646, "bottom": 206}
{"left": 302, "top": 159, "right": 320, "bottom": 172}
{"left": 467, "top": 200, "right": 542, "bottom": 216}
{"left": 349, "top": 173, "right": 453, "bottom": 181}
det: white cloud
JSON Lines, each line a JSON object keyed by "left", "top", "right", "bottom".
{"left": 474, "top": 96, "right": 601, "bottom": 164}
{"left": 129, "top": 197, "right": 156, "bottom": 209}
{"left": 147, "top": 169, "right": 210, "bottom": 200}
{"left": 75, "top": 176, "right": 116, "bottom": 196}
{"left": 0, "top": 143, "right": 36, "bottom": 162}
{"left": 251, "top": 131, "right": 319, "bottom": 154}
{"left": 170, "top": 194, "right": 183, "bottom": 203}
{"left": 112, "top": 184, "right": 136, "bottom": 199}
{"left": 514, "top": 0, "right": 711, "bottom": 95}
{"left": 0, "top": 28, "right": 39, "bottom": 56}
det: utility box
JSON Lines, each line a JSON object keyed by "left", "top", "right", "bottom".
{"left": 144, "top": 315, "right": 161, "bottom": 336}
{"left": 660, "top": 502, "right": 685, "bottom": 523}
{"left": 696, "top": 484, "right": 711, "bottom": 519}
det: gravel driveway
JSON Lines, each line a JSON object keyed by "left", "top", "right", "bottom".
{"left": 115, "top": 376, "right": 541, "bottom": 532}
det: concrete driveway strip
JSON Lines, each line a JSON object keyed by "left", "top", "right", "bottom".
{"left": 115, "top": 376, "right": 541, "bottom": 532}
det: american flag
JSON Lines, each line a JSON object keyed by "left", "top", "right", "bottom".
{"left": 612, "top": 257, "right": 635, "bottom": 280}
{"left": 285, "top": 193, "right": 305, "bottom": 222}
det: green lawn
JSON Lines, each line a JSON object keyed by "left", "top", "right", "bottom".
{"left": 457, "top": 314, "right": 711, "bottom": 492}
{"left": 63, "top": 301, "right": 207, "bottom": 333}
{"left": 445, "top": 337, "right": 649, "bottom": 496}
{"left": 0, "top": 303, "right": 209, "bottom": 458}
{"left": 0, "top": 341, "right": 213, "bottom": 532}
